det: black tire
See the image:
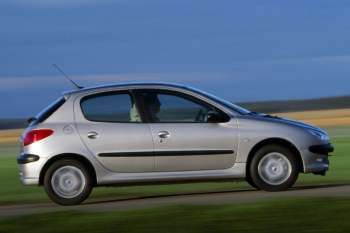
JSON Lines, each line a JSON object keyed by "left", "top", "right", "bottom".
{"left": 249, "top": 144, "right": 299, "bottom": 192}
{"left": 44, "top": 159, "right": 93, "bottom": 205}
{"left": 245, "top": 175, "right": 260, "bottom": 190}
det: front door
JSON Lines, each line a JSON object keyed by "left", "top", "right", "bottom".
{"left": 136, "top": 89, "right": 238, "bottom": 172}
{"left": 75, "top": 90, "right": 154, "bottom": 172}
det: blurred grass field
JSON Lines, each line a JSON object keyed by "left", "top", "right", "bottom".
{"left": 0, "top": 129, "right": 22, "bottom": 145}
{"left": 1, "top": 198, "right": 350, "bottom": 233}
{"left": 277, "top": 108, "right": 350, "bottom": 127}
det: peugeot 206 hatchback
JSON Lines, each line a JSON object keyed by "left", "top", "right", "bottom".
{"left": 18, "top": 83, "right": 334, "bottom": 205}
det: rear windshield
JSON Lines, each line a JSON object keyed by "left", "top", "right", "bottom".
{"left": 30, "top": 97, "right": 66, "bottom": 126}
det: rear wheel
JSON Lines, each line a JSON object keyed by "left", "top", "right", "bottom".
{"left": 249, "top": 145, "right": 299, "bottom": 191}
{"left": 44, "top": 159, "right": 93, "bottom": 205}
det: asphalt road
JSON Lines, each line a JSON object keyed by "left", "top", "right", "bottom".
{"left": 1, "top": 183, "right": 349, "bottom": 218}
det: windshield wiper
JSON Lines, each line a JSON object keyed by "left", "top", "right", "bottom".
{"left": 245, "top": 111, "right": 260, "bottom": 115}
{"left": 246, "top": 111, "right": 281, "bottom": 119}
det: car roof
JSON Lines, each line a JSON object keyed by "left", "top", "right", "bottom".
{"left": 62, "top": 81, "right": 249, "bottom": 116}
{"left": 64, "top": 82, "right": 193, "bottom": 96}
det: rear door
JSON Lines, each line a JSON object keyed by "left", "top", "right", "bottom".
{"left": 135, "top": 89, "right": 238, "bottom": 172}
{"left": 75, "top": 90, "right": 154, "bottom": 172}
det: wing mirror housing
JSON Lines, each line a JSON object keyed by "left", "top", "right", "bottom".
{"left": 207, "top": 111, "right": 230, "bottom": 123}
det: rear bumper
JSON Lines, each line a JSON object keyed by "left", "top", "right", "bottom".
{"left": 17, "top": 154, "right": 40, "bottom": 164}
{"left": 20, "top": 176, "right": 39, "bottom": 185}
{"left": 302, "top": 143, "right": 334, "bottom": 174}
{"left": 18, "top": 154, "right": 47, "bottom": 186}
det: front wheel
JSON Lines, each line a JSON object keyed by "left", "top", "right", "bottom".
{"left": 44, "top": 159, "right": 93, "bottom": 205}
{"left": 249, "top": 145, "right": 299, "bottom": 191}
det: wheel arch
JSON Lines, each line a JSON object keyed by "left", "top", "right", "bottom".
{"left": 39, "top": 153, "right": 97, "bottom": 186}
{"left": 245, "top": 138, "right": 304, "bottom": 178}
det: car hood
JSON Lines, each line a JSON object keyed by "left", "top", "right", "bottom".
{"left": 245, "top": 113, "right": 326, "bottom": 134}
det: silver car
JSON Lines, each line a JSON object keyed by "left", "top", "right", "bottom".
{"left": 17, "top": 83, "right": 333, "bottom": 205}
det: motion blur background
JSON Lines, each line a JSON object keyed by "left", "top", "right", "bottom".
{"left": 0, "top": 1, "right": 350, "bottom": 232}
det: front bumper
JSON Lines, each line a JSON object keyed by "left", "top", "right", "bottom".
{"left": 309, "top": 143, "right": 334, "bottom": 155}
{"left": 302, "top": 143, "right": 334, "bottom": 174}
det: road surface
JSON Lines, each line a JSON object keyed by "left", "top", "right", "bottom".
{"left": 0, "top": 183, "right": 349, "bottom": 218}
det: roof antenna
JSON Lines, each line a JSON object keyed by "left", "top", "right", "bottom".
{"left": 52, "top": 64, "right": 83, "bottom": 90}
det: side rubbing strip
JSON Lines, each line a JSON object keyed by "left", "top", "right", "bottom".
{"left": 99, "top": 152, "right": 154, "bottom": 157}
{"left": 155, "top": 150, "right": 234, "bottom": 156}
{"left": 98, "top": 150, "right": 234, "bottom": 157}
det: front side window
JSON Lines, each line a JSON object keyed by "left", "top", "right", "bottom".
{"left": 81, "top": 92, "right": 141, "bottom": 123}
{"left": 139, "top": 90, "right": 226, "bottom": 123}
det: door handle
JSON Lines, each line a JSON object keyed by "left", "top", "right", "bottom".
{"left": 87, "top": 131, "right": 99, "bottom": 139}
{"left": 158, "top": 131, "right": 170, "bottom": 139}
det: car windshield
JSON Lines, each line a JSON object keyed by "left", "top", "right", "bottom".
{"left": 186, "top": 86, "right": 251, "bottom": 115}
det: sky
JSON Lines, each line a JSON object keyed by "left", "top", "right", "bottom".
{"left": 1, "top": 0, "right": 350, "bottom": 118}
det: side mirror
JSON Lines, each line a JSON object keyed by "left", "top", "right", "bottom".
{"left": 207, "top": 111, "right": 230, "bottom": 123}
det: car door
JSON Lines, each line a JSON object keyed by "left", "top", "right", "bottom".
{"left": 75, "top": 90, "right": 155, "bottom": 173}
{"left": 136, "top": 89, "right": 238, "bottom": 172}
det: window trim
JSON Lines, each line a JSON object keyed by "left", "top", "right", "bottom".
{"left": 80, "top": 90, "right": 145, "bottom": 123}
{"left": 134, "top": 89, "right": 231, "bottom": 124}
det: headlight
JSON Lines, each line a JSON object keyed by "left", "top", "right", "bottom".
{"left": 308, "top": 130, "right": 329, "bottom": 141}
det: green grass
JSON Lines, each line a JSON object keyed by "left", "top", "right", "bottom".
{"left": 0, "top": 133, "right": 349, "bottom": 205}
{"left": 1, "top": 198, "right": 350, "bottom": 233}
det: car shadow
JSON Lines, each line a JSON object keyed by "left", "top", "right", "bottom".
{"left": 84, "top": 183, "right": 350, "bottom": 206}
{"left": 290, "top": 183, "right": 350, "bottom": 191}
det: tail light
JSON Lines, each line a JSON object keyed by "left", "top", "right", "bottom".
{"left": 23, "top": 129, "right": 54, "bottom": 146}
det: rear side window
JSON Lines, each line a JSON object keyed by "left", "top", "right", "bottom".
{"left": 81, "top": 92, "right": 141, "bottom": 123}
{"left": 31, "top": 97, "right": 66, "bottom": 126}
